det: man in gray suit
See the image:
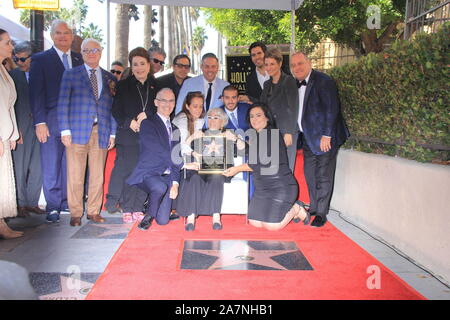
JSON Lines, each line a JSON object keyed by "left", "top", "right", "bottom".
{"left": 10, "top": 41, "right": 44, "bottom": 217}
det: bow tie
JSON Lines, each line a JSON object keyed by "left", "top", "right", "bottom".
{"left": 297, "top": 80, "right": 307, "bottom": 88}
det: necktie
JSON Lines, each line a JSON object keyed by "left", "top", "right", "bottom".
{"left": 230, "top": 112, "right": 239, "bottom": 129}
{"left": 62, "top": 53, "right": 70, "bottom": 70}
{"left": 166, "top": 119, "right": 172, "bottom": 146}
{"left": 297, "top": 79, "right": 307, "bottom": 88}
{"left": 89, "top": 69, "right": 98, "bottom": 100}
{"left": 205, "top": 82, "right": 213, "bottom": 111}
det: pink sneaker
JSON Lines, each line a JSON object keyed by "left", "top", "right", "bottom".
{"left": 132, "top": 212, "right": 145, "bottom": 222}
{"left": 122, "top": 212, "right": 133, "bottom": 224}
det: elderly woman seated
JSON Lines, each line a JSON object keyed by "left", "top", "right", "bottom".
{"left": 174, "top": 106, "right": 245, "bottom": 231}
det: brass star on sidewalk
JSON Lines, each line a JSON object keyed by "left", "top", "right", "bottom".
{"left": 187, "top": 240, "right": 298, "bottom": 270}
{"left": 40, "top": 275, "right": 94, "bottom": 300}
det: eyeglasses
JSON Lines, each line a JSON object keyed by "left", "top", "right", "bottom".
{"left": 13, "top": 55, "right": 31, "bottom": 63}
{"left": 207, "top": 116, "right": 221, "bottom": 120}
{"left": 174, "top": 63, "right": 190, "bottom": 69}
{"left": 110, "top": 69, "right": 122, "bottom": 75}
{"left": 156, "top": 98, "right": 175, "bottom": 104}
{"left": 152, "top": 58, "right": 165, "bottom": 66}
{"left": 82, "top": 48, "right": 101, "bottom": 54}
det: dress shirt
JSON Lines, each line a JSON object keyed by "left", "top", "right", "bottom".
{"left": 256, "top": 69, "right": 270, "bottom": 90}
{"left": 203, "top": 77, "right": 217, "bottom": 104}
{"left": 297, "top": 71, "right": 312, "bottom": 133}
{"left": 53, "top": 46, "right": 72, "bottom": 69}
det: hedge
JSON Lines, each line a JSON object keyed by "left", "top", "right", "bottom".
{"left": 329, "top": 23, "right": 449, "bottom": 164}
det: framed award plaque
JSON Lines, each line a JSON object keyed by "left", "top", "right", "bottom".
{"left": 198, "top": 135, "right": 227, "bottom": 174}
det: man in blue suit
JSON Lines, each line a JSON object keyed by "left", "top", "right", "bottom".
{"left": 219, "top": 85, "right": 250, "bottom": 133}
{"left": 126, "top": 88, "right": 184, "bottom": 231}
{"left": 175, "top": 53, "right": 229, "bottom": 115}
{"left": 57, "top": 38, "right": 117, "bottom": 227}
{"left": 290, "top": 52, "right": 350, "bottom": 228}
{"left": 29, "top": 20, "right": 83, "bottom": 223}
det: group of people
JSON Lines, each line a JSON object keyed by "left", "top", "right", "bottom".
{"left": 0, "top": 18, "right": 349, "bottom": 239}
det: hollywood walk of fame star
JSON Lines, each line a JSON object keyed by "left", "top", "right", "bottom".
{"left": 187, "top": 240, "right": 299, "bottom": 270}
{"left": 40, "top": 275, "right": 94, "bottom": 300}
{"left": 91, "top": 223, "right": 133, "bottom": 238}
{"left": 204, "top": 139, "right": 223, "bottom": 155}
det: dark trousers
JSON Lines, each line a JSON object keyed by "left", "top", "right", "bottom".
{"left": 136, "top": 175, "right": 172, "bottom": 225}
{"left": 40, "top": 133, "right": 67, "bottom": 213}
{"left": 302, "top": 135, "right": 338, "bottom": 218}
{"left": 105, "top": 144, "right": 146, "bottom": 212}
{"left": 12, "top": 126, "right": 42, "bottom": 207}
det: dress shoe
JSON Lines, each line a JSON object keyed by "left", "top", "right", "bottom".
{"left": 106, "top": 205, "right": 122, "bottom": 214}
{"left": 138, "top": 216, "right": 154, "bottom": 230}
{"left": 26, "top": 206, "right": 46, "bottom": 215}
{"left": 212, "top": 222, "right": 222, "bottom": 230}
{"left": 169, "top": 213, "right": 180, "bottom": 221}
{"left": 311, "top": 215, "right": 327, "bottom": 228}
{"left": 185, "top": 223, "right": 195, "bottom": 231}
{"left": 46, "top": 211, "right": 60, "bottom": 223}
{"left": 17, "top": 207, "right": 30, "bottom": 218}
{"left": 87, "top": 215, "right": 106, "bottom": 223}
{"left": 70, "top": 217, "right": 82, "bottom": 227}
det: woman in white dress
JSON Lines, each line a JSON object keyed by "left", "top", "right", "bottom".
{"left": 0, "top": 29, "right": 23, "bottom": 239}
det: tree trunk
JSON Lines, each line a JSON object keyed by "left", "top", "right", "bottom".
{"left": 361, "top": 22, "right": 399, "bottom": 53}
{"left": 179, "top": 7, "right": 187, "bottom": 55}
{"left": 159, "top": 6, "right": 165, "bottom": 52}
{"left": 143, "top": 5, "right": 153, "bottom": 49}
{"left": 175, "top": 7, "right": 181, "bottom": 57}
{"left": 167, "top": 6, "right": 174, "bottom": 66}
{"left": 115, "top": 3, "right": 130, "bottom": 67}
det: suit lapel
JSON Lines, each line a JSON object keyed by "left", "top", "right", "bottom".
{"left": 302, "top": 70, "right": 316, "bottom": 118}
{"left": 155, "top": 115, "right": 170, "bottom": 150}
{"left": 49, "top": 47, "right": 65, "bottom": 74}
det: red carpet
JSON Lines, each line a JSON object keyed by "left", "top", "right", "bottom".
{"left": 87, "top": 215, "right": 425, "bottom": 300}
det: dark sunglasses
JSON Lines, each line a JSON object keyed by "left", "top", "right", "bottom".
{"left": 110, "top": 69, "right": 122, "bottom": 75}
{"left": 174, "top": 63, "right": 191, "bottom": 69}
{"left": 13, "top": 55, "right": 31, "bottom": 63}
{"left": 152, "top": 58, "right": 165, "bottom": 66}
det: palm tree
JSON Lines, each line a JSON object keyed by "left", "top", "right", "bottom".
{"left": 191, "top": 26, "right": 207, "bottom": 74}
{"left": 158, "top": 6, "right": 165, "bottom": 53}
{"left": 115, "top": 3, "right": 130, "bottom": 67}
{"left": 143, "top": 5, "right": 153, "bottom": 49}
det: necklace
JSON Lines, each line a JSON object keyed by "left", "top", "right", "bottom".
{"left": 136, "top": 82, "right": 149, "bottom": 112}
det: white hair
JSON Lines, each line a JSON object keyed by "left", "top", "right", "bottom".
{"left": 81, "top": 38, "right": 103, "bottom": 51}
{"left": 50, "top": 20, "right": 72, "bottom": 35}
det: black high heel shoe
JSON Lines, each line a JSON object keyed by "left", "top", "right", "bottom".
{"left": 293, "top": 201, "right": 311, "bottom": 225}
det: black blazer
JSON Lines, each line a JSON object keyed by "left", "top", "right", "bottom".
{"left": 112, "top": 74, "right": 159, "bottom": 146}
{"left": 245, "top": 69, "right": 263, "bottom": 103}
{"left": 260, "top": 72, "right": 299, "bottom": 135}
{"left": 155, "top": 72, "right": 190, "bottom": 101}
{"left": 9, "top": 68, "right": 32, "bottom": 133}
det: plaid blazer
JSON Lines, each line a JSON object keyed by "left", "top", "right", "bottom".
{"left": 57, "top": 65, "right": 117, "bottom": 149}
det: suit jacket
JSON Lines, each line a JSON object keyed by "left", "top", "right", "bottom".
{"left": 300, "top": 69, "right": 350, "bottom": 155}
{"left": 245, "top": 69, "right": 263, "bottom": 103}
{"left": 220, "top": 103, "right": 250, "bottom": 131}
{"left": 29, "top": 47, "right": 83, "bottom": 135}
{"left": 175, "top": 75, "right": 229, "bottom": 115}
{"left": 260, "top": 72, "right": 298, "bottom": 135}
{"left": 57, "top": 65, "right": 117, "bottom": 149}
{"left": 0, "top": 65, "right": 18, "bottom": 142}
{"left": 112, "top": 75, "right": 159, "bottom": 146}
{"left": 9, "top": 69, "right": 32, "bottom": 134}
{"left": 155, "top": 72, "right": 190, "bottom": 101}
{"left": 126, "top": 113, "right": 182, "bottom": 186}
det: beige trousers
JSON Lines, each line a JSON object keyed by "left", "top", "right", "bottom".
{"left": 66, "top": 125, "right": 107, "bottom": 218}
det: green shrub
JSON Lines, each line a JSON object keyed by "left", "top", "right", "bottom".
{"left": 329, "top": 23, "right": 450, "bottom": 164}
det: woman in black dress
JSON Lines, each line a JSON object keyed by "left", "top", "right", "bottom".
{"left": 176, "top": 107, "right": 245, "bottom": 231}
{"left": 108, "top": 47, "right": 159, "bottom": 223}
{"left": 223, "top": 104, "right": 310, "bottom": 230}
